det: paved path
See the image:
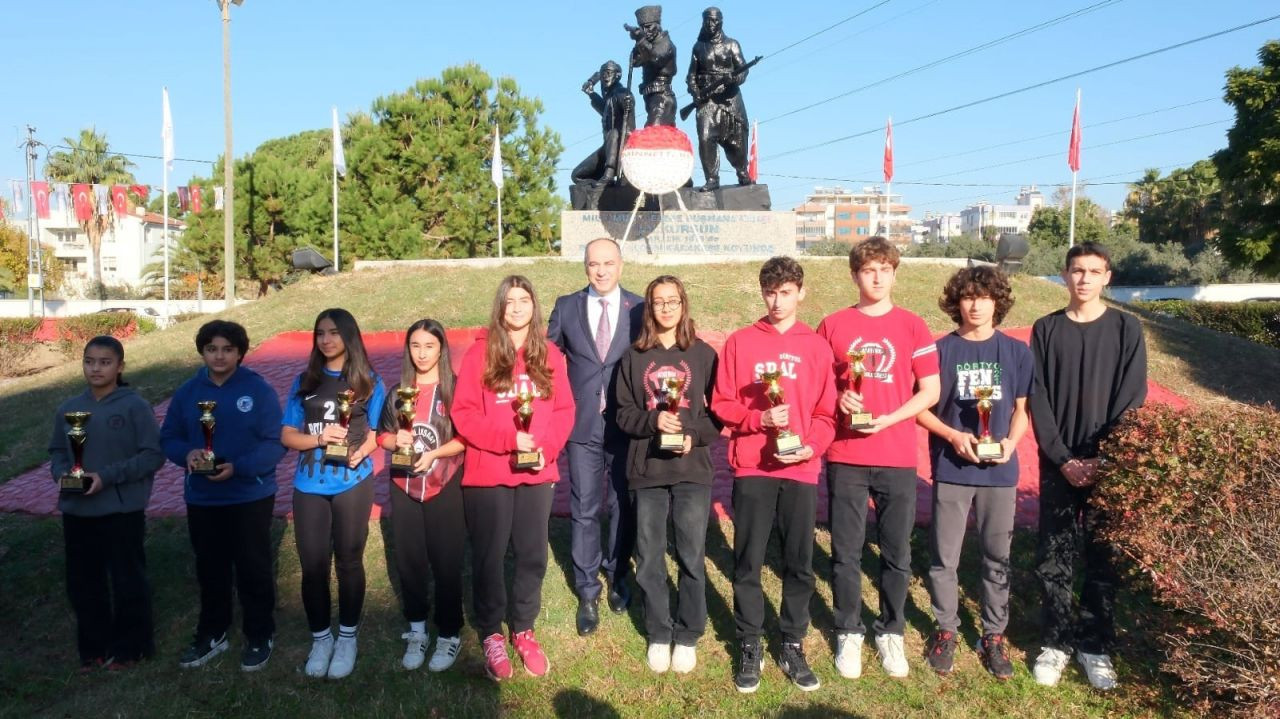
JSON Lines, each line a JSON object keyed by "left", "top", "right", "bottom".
{"left": 1, "top": 327, "right": 1187, "bottom": 528}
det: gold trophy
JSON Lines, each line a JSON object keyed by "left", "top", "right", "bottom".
{"left": 512, "top": 390, "right": 542, "bottom": 469}
{"left": 59, "top": 411, "right": 92, "bottom": 493}
{"left": 390, "top": 386, "right": 421, "bottom": 472}
{"left": 323, "top": 389, "right": 356, "bottom": 463}
{"left": 658, "top": 376, "right": 686, "bottom": 452}
{"left": 191, "top": 400, "right": 219, "bottom": 475}
{"left": 759, "top": 371, "right": 803, "bottom": 456}
{"left": 973, "top": 385, "right": 1004, "bottom": 460}
{"left": 845, "top": 348, "right": 874, "bottom": 430}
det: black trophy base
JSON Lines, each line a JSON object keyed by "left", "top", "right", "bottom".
{"left": 658, "top": 433, "right": 685, "bottom": 452}
{"left": 190, "top": 455, "right": 225, "bottom": 476}
{"left": 323, "top": 444, "right": 352, "bottom": 464}
{"left": 975, "top": 440, "right": 1004, "bottom": 460}
{"left": 513, "top": 450, "right": 543, "bottom": 470}
{"left": 848, "top": 413, "right": 875, "bottom": 431}
{"left": 390, "top": 451, "right": 418, "bottom": 473}
{"left": 775, "top": 433, "right": 804, "bottom": 456}
{"left": 59, "top": 473, "right": 89, "bottom": 494}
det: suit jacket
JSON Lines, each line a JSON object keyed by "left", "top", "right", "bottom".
{"left": 548, "top": 286, "right": 645, "bottom": 445}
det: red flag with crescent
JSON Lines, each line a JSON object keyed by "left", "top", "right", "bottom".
{"left": 111, "top": 185, "right": 129, "bottom": 216}
{"left": 190, "top": 184, "right": 202, "bottom": 213}
{"left": 72, "top": 184, "right": 94, "bottom": 221}
{"left": 32, "top": 181, "right": 51, "bottom": 219}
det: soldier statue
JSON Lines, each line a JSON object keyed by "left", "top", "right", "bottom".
{"left": 685, "top": 7, "right": 757, "bottom": 191}
{"left": 571, "top": 60, "right": 636, "bottom": 187}
{"left": 625, "top": 5, "right": 677, "bottom": 127}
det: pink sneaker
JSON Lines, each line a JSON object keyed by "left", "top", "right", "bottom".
{"left": 482, "top": 633, "right": 513, "bottom": 681}
{"left": 511, "top": 629, "right": 550, "bottom": 677}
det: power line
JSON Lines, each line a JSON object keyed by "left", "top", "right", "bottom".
{"left": 765, "top": 0, "right": 896, "bottom": 59}
{"left": 761, "top": 0, "right": 1126, "bottom": 124}
{"left": 48, "top": 144, "right": 215, "bottom": 165}
{"left": 755, "top": 0, "right": 944, "bottom": 78}
{"left": 764, "top": 12, "right": 1280, "bottom": 161}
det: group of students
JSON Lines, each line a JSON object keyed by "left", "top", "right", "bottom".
{"left": 49, "top": 235, "right": 1145, "bottom": 695}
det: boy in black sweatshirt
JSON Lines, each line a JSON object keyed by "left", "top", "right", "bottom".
{"left": 1029, "top": 242, "right": 1146, "bottom": 691}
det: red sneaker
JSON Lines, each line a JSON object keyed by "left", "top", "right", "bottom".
{"left": 482, "top": 633, "right": 513, "bottom": 681}
{"left": 511, "top": 629, "right": 550, "bottom": 677}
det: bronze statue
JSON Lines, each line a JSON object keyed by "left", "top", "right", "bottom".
{"left": 625, "top": 5, "right": 677, "bottom": 127}
{"left": 685, "top": 7, "right": 759, "bottom": 191}
{"left": 571, "top": 60, "right": 636, "bottom": 187}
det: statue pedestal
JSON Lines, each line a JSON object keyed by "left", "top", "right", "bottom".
{"left": 569, "top": 183, "right": 773, "bottom": 212}
{"left": 560, "top": 208, "right": 795, "bottom": 259}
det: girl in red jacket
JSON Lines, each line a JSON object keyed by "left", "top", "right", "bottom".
{"left": 451, "top": 275, "right": 574, "bottom": 681}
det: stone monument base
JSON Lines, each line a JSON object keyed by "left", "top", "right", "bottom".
{"left": 569, "top": 183, "right": 772, "bottom": 212}
{"left": 561, "top": 208, "right": 795, "bottom": 258}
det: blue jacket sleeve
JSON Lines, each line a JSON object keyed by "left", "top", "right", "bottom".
{"left": 229, "top": 379, "right": 285, "bottom": 478}
{"left": 159, "top": 382, "right": 193, "bottom": 468}
{"left": 282, "top": 376, "right": 304, "bottom": 430}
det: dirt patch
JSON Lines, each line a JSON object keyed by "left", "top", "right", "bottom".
{"left": 0, "top": 342, "right": 71, "bottom": 387}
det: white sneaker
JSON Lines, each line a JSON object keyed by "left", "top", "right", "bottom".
{"left": 1076, "top": 651, "right": 1118, "bottom": 690}
{"left": 874, "top": 633, "right": 909, "bottom": 678}
{"left": 327, "top": 635, "right": 358, "bottom": 679}
{"left": 670, "top": 644, "right": 697, "bottom": 674}
{"left": 835, "top": 632, "right": 864, "bottom": 679}
{"left": 428, "top": 636, "right": 462, "bottom": 672}
{"left": 304, "top": 635, "right": 334, "bottom": 678}
{"left": 401, "top": 630, "right": 428, "bottom": 670}
{"left": 647, "top": 642, "right": 671, "bottom": 673}
{"left": 1033, "top": 646, "right": 1071, "bottom": 686}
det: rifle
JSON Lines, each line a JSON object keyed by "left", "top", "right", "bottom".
{"left": 679, "top": 55, "right": 762, "bottom": 122}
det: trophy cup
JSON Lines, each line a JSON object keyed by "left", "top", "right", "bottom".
{"left": 846, "top": 348, "right": 874, "bottom": 430}
{"left": 191, "top": 400, "right": 219, "bottom": 475}
{"left": 512, "top": 390, "right": 542, "bottom": 469}
{"left": 390, "top": 386, "right": 421, "bottom": 472}
{"left": 323, "top": 389, "right": 356, "bottom": 463}
{"left": 658, "top": 376, "right": 686, "bottom": 452}
{"left": 759, "top": 371, "right": 803, "bottom": 456}
{"left": 59, "top": 411, "right": 92, "bottom": 493}
{"left": 973, "top": 385, "right": 1004, "bottom": 460}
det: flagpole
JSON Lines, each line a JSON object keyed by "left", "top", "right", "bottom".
{"left": 162, "top": 88, "right": 171, "bottom": 323}
{"left": 1068, "top": 88, "right": 1081, "bottom": 248}
{"left": 332, "top": 157, "right": 339, "bottom": 272}
{"left": 494, "top": 124, "right": 504, "bottom": 259}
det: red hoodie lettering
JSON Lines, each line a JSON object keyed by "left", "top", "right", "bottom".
{"left": 753, "top": 360, "right": 798, "bottom": 380}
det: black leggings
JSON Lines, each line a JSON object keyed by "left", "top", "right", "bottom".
{"left": 389, "top": 477, "right": 465, "bottom": 636}
{"left": 293, "top": 480, "right": 373, "bottom": 632}
{"left": 463, "top": 482, "right": 554, "bottom": 637}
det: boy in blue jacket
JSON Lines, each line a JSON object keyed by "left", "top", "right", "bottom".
{"left": 160, "top": 320, "right": 285, "bottom": 671}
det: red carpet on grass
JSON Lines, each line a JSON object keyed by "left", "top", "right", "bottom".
{"left": 1, "top": 327, "right": 1186, "bottom": 528}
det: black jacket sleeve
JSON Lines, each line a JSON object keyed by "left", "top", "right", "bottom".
{"left": 614, "top": 349, "right": 659, "bottom": 439}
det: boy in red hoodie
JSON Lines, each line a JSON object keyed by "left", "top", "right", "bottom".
{"left": 712, "top": 256, "right": 837, "bottom": 694}
{"left": 817, "top": 237, "right": 940, "bottom": 681}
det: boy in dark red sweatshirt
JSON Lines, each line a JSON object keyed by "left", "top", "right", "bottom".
{"left": 711, "top": 256, "right": 837, "bottom": 694}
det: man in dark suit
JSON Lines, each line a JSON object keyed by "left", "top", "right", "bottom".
{"left": 548, "top": 237, "right": 645, "bottom": 636}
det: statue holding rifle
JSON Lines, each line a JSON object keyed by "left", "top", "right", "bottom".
{"left": 684, "top": 7, "right": 759, "bottom": 191}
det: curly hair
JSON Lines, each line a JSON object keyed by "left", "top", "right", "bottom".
{"left": 938, "top": 266, "right": 1014, "bottom": 326}
{"left": 849, "top": 236, "right": 900, "bottom": 272}
{"left": 759, "top": 256, "right": 804, "bottom": 291}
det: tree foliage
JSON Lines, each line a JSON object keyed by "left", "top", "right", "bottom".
{"left": 1122, "top": 160, "right": 1221, "bottom": 251}
{"left": 44, "top": 129, "right": 136, "bottom": 294}
{"left": 0, "top": 224, "right": 65, "bottom": 296}
{"left": 1213, "top": 40, "right": 1280, "bottom": 277}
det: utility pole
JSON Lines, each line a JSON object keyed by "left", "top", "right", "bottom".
{"left": 21, "top": 126, "right": 45, "bottom": 318}
{"left": 221, "top": 0, "right": 243, "bottom": 310}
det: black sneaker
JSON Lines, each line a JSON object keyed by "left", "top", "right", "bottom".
{"left": 241, "top": 637, "right": 273, "bottom": 672}
{"left": 778, "top": 642, "right": 820, "bottom": 691}
{"left": 925, "top": 630, "right": 957, "bottom": 675}
{"left": 977, "top": 633, "right": 1014, "bottom": 680}
{"left": 734, "top": 639, "right": 764, "bottom": 693}
{"left": 178, "top": 633, "right": 229, "bottom": 669}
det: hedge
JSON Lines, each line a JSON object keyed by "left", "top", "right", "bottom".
{"left": 1133, "top": 300, "right": 1280, "bottom": 350}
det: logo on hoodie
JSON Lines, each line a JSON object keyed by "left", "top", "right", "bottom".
{"left": 237, "top": 395, "right": 254, "bottom": 412}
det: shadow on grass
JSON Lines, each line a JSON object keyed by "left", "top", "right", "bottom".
{"left": 552, "top": 688, "right": 622, "bottom": 718}
{"left": 776, "top": 705, "right": 869, "bottom": 719}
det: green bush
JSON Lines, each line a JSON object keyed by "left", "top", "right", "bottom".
{"left": 0, "top": 318, "right": 42, "bottom": 376}
{"left": 57, "top": 314, "right": 135, "bottom": 343}
{"left": 1096, "top": 404, "right": 1280, "bottom": 716}
{"left": 1134, "top": 300, "right": 1280, "bottom": 349}
{"left": 0, "top": 317, "right": 42, "bottom": 342}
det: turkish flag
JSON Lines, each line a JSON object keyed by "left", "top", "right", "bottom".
{"left": 747, "top": 121, "right": 758, "bottom": 182}
{"left": 190, "top": 184, "right": 202, "bottom": 213}
{"left": 883, "top": 117, "right": 894, "bottom": 183}
{"left": 111, "top": 185, "right": 129, "bottom": 216}
{"left": 1068, "top": 93, "right": 1082, "bottom": 173}
{"left": 129, "top": 184, "right": 150, "bottom": 204}
{"left": 31, "top": 181, "right": 51, "bottom": 219}
{"left": 177, "top": 186, "right": 190, "bottom": 212}
{"left": 72, "top": 184, "right": 94, "bottom": 221}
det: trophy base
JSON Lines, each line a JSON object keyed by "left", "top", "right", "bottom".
{"left": 190, "top": 455, "right": 224, "bottom": 476}
{"left": 323, "top": 444, "right": 352, "bottom": 464}
{"left": 847, "top": 412, "right": 874, "bottom": 431}
{"left": 513, "top": 450, "right": 543, "bottom": 470}
{"left": 975, "top": 440, "right": 1004, "bottom": 460}
{"left": 658, "top": 433, "right": 685, "bottom": 452}
{"left": 390, "top": 451, "right": 418, "bottom": 472}
{"left": 775, "top": 432, "right": 804, "bottom": 456}
{"left": 59, "top": 473, "right": 89, "bottom": 494}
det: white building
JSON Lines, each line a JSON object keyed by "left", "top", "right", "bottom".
{"left": 35, "top": 205, "right": 184, "bottom": 295}
{"left": 793, "top": 185, "right": 915, "bottom": 246}
{"left": 922, "top": 211, "right": 963, "bottom": 242}
{"left": 959, "top": 186, "right": 1044, "bottom": 239}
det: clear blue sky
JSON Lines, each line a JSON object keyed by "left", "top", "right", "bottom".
{"left": 2, "top": 0, "right": 1276, "bottom": 221}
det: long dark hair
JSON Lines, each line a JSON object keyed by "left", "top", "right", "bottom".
{"left": 84, "top": 335, "right": 128, "bottom": 386}
{"left": 297, "top": 308, "right": 375, "bottom": 400}
{"left": 400, "top": 318, "right": 456, "bottom": 442}
{"left": 481, "top": 275, "right": 553, "bottom": 397}
{"left": 635, "top": 274, "right": 697, "bottom": 351}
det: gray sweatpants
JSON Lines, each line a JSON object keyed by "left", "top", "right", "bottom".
{"left": 927, "top": 482, "right": 1016, "bottom": 635}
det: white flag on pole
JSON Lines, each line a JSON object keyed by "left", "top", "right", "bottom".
{"left": 162, "top": 87, "right": 174, "bottom": 172}
{"left": 10, "top": 180, "right": 24, "bottom": 214}
{"left": 490, "top": 126, "right": 504, "bottom": 190}
{"left": 332, "top": 107, "right": 346, "bottom": 178}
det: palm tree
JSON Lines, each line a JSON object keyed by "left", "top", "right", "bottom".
{"left": 45, "top": 129, "right": 136, "bottom": 296}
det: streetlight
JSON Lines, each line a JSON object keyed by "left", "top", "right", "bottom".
{"left": 219, "top": 0, "right": 242, "bottom": 310}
